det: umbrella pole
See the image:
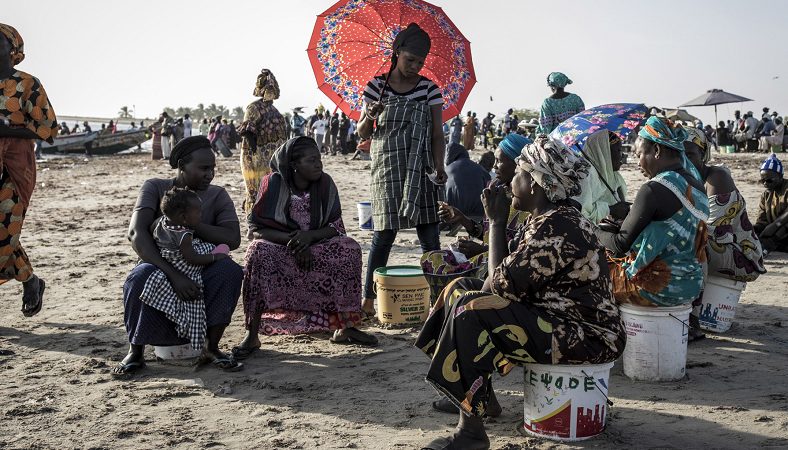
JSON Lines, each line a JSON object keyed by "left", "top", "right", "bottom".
{"left": 714, "top": 105, "right": 718, "bottom": 126}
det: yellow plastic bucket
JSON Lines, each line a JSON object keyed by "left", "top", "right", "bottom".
{"left": 374, "top": 266, "right": 430, "bottom": 325}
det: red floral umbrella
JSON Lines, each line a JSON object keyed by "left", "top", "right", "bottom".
{"left": 307, "top": 0, "right": 476, "bottom": 122}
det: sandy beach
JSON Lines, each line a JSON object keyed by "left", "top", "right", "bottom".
{"left": 1, "top": 149, "right": 787, "bottom": 449}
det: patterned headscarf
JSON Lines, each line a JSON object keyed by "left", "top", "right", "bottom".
{"left": 684, "top": 127, "right": 710, "bottom": 163}
{"left": 0, "top": 23, "right": 24, "bottom": 65}
{"left": 253, "top": 69, "right": 280, "bottom": 101}
{"left": 498, "top": 133, "right": 531, "bottom": 161}
{"left": 517, "top": 134, "right": 589, "bottom": 202}
{"left": 547, "top": 72, "right": 572, "bottom": 88}
{"left": 761, "top": 153, "right": 784, "bottom": 177}
{"left": 638, "top": 116, "right": 688, "bottom": 152}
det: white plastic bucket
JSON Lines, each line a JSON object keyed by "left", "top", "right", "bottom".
{"left": 357, "top": 201, "right": 373, "bottom": 231}
{"left": 522, "top": 362, "right": 613, "bottom": 442}
{"left": 620, "top": 304, "right": 691, "bottom": 381}
{"left": 695, "top": 276, "right": 746, "bottom": 333}
{"left": 154, "top": 344, "right": 201, "bottom": 361}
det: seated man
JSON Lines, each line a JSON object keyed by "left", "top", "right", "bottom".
{"left": 755, "top": 154, "right": 788, "bottom": 253}
{"left": 444, "top": 143, "right": 490, "bottom": 220}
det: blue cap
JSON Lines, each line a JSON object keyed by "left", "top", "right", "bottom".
{"left": 761, "top": 153, "right": 784, "bottom": 176}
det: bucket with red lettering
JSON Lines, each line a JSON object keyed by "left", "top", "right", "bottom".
{"left": 520, "top": 362, "right": 613, "bottom": 442}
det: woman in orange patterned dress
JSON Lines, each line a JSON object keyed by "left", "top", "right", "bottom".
{"left": 0, "top": 24, "right": 58, "bottom": 317}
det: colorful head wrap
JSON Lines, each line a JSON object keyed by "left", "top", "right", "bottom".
{"left": 0, "top": 24, "right": 24, "bottom": 65}
{"left": 684, "top": 127, "right": 710, "bottom": 163}
{"left": 638, "top": 116, "right": 688, "bottom": 152}
{"left": 517, "top": 134, "right": 589, "bottom": 202}
{"left": 253, "top": 69, "right": 280, "bottom": 101}
{"left": 393, "top": 23, "right": 431, "bottom": 58}
{"left": 761, "top": 154, "right": 784, "bottom": 177}
{"left": 498, "top": 133, "right": 532, "bottom": 161}
{"left": 547, "top": 72, "right": 572, "bottom": 88}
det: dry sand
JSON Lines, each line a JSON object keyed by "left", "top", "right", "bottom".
{"left": 0, "top": 148, "right": 787, "bottom": 449}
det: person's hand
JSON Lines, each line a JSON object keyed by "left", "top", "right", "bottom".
{"left": 295, "top": 249, "right": 313, "bottom": 271}
{"left": 433, "top": 167, "right": 448, "bottom": 185}
{"left": 438, "top": 201, "right": 465, "bottom": 225}
{"left": 457, "top": 239, "right": 486, "bottom": 258}
{"left": 482, "top": 184, "right": 511, "bottom": 225}
{"left": 366, "top": 102, "right": 384, "bottom": 119}
{"left": 169, "top": 272, "right": 200, "bottom": 302}
{"left": 287, "top": 230, "right": 315, "bottom": 254}
{"left": 608, "top": 202, "right": 631, "bottom": 221}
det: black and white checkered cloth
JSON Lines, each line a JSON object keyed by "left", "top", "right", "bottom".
{"left": 139, "top": 238, "right": 215, "bottom": 351}
{"left": 370, "top": 96, "right": 444, "bottom": 231}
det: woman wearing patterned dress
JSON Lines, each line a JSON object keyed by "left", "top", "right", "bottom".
{"left": 234, "top": 137, "right": 376, "bottom": 358}
{"left": 238, "top": 69, "right": 287, "bottom": 215}
{"left": 535, "top": 72, "right": 585, "bottom": 135}
{"left": 0, "top": 24, "right": 58, "bottom": 318}
{"left": 357, "top": 23, "right": 447, "bottom": 317}
{"left": 417, "top": 135, "right": 625, "bottom": 450}
{"left": 598, "top": 117, "right": 710, "bottom": 307}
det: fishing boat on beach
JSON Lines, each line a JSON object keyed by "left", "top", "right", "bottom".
{"left": 41, "top": 129, "right": 150, "bottom": 155}
{"left": 40, "top": 131, "right": 99, "bottom": 153}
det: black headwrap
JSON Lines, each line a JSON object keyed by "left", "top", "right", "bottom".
{"left": 170, "top": 135, "right": 212, "bottom": 169}
{"left": 250, "top": 136, "right": 340, "bottom": 232}
{"left": 392, "top": 23, "right": 431, "bottom": 59}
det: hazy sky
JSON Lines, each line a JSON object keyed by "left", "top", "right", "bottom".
{"left": 8, "top": 0, "right": 788, "bottom": 125}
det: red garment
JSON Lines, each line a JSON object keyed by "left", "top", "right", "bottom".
{"left": 0, "top": 137, "right": 36, "bottom": 208}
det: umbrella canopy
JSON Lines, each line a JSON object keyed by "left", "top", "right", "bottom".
{"left": 550, "top": 103, "right": 648, "bottom": 202}
{"left": 679, "top": 89, "right": 752, "bottom": 107}
{"left": 549, "top": 103, "right": 648, "bottom": 150}
{"left": 306, "top": 0, "right": 476, "bottom": 122}
{"left": 665, "top": 108, "right": 699, "bottom": 122}
{"left": 678, "top": 89, "right": 752, "bottom": 125}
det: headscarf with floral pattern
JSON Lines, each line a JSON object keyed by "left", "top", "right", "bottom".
{"left": 517, "top": 134, "right": 589, "bottom": 202}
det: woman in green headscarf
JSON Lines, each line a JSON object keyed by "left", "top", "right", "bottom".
{"left": 573, "top": 129, "right": 630, "bottom": 224}
{"left": 535, "top": 72, "right": 585, "bottom": 134}
{"left": 598, "top": 117, "right": 709, "bottom": 307}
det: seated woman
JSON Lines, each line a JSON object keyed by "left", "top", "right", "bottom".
{"left": 115, "top": 136, "right": 244, "bottom": 375}
{"left": 684, "top": 127, "right": 765, "bottom": 281}
{"left": 573, "top": 130, "right": 630, "bottom": 225}
{"left": 598, "top": 117, "right": 709, "bottom": 307}
{"left": 421, "top": 134, "right": 530, "bottom": 283}
{"left": 417, "top": 135, "right": 625, "bottom": 450}
{"left": 444, "top": 143, "right": 490, "bottom": 220}
{"left": 235, "top": 137, "right": 375, "bottom": 356}
{"left": 754, "top": 154, "right": 788, "bottom": 253}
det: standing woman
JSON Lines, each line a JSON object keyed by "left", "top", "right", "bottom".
{"left": 148, "top": 115, "right": 164, "bottom": 160}
{"left": 462, "top": 111, "right": 475, "bottom": 150}
{"left": 535, "top": 72, "right": 585, "bottom": 135}
{"left": 357, "top": 23, "right": 447, "bottom": 316}
{"left": 0, "top": 24, "right": 57, "bottom": 316}
{"left": 238, "top": 69, "right": 288, "bottom": 214}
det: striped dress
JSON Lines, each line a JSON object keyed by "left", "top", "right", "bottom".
{"left": 363, "top": 76, "right": 444, "bottom": 230}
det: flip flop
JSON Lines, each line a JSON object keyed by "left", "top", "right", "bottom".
{"left": 329, "top": 328, "right": 378, "bottom": 347}
{"left": 231, "top": 345, "right": 259, "bottom": 360}
{"left": 111, "top": 360, "right": 146, "bottom": 376}
{"left": 21, "top": 277, "right": 45, "bottom": 318}
{"left": 422, "top": 435, "right": 490, "bottom": 450}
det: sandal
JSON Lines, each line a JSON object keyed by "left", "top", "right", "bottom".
{"left": 431, "top": 397, "right": 501, "bottom": 418}
{"left": 111, "top": 360, "right": 146, "bottom": 376}
{"left": 21, "top": 276, "right": 45, "bottom": 318}
{"left": 231, "top": 345, "right": 259, "bottom": 360}
{"left": 330, "top": 328, "right": 378, "bottom": 347}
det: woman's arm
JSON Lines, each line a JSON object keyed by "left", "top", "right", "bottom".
{"left": 705, "top": 167, "right": 737, "bottom": 196}
{"left": 430, "top": 104, "right": 446, "bottom": 182}
{"left": 253, "top": 228, "right": 291, "bottom": 245}
{"left": 597, "top": 182, "right": 664, "bottom": 254}
{"left": 193, "top": 221, "right": 241, "bottom": 250}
